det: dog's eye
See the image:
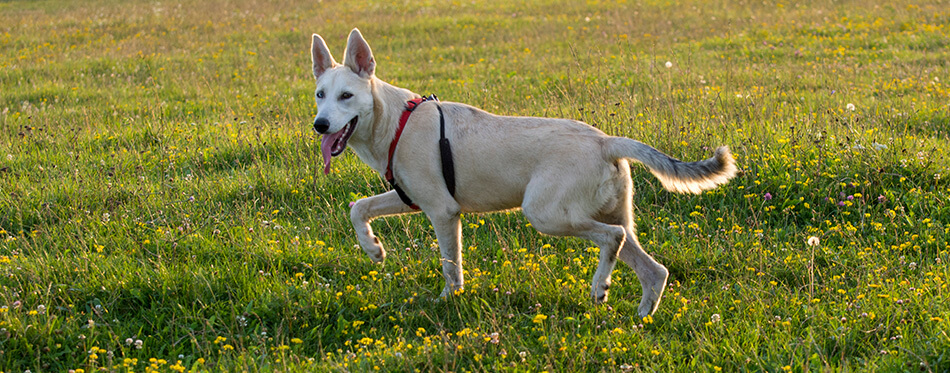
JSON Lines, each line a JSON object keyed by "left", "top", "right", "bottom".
{"left": 316, "top": 91, "right": 325, "bottom": 99}
{"left": 340, "top": 92, "right": 353, "bottom": 100}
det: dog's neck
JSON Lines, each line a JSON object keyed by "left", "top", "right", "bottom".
{"left": 347, "top": 77, "right": 418, "bottom": 175}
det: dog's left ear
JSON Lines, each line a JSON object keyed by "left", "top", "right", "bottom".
{"left": 343, "top": 28, "right": 375, "bottom": 78}
{"left": 312, "top": 34, "right": 336, "bottom": 79}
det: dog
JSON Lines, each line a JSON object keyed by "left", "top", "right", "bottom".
{"left": 310, "top": 29, "right": 737, "bottom": 317}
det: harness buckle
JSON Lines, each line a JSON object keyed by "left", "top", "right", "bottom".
{"left": 405, "top": 95, "right": 439, "bottom": 112}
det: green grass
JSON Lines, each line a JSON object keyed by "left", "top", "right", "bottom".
{"left": 1, "top": 0, "right": 949, "bottom": 371}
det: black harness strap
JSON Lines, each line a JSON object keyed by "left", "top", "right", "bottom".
{"left": 387, "top": 95, "right": 456, "bottom": 209}
{"left": 391, "top": 178, "right": 417, "bottom": 209}
{"left": 436, "top": 102, "right": 457, "bottom": 198}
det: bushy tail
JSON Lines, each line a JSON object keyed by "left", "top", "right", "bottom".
{"left": 605, "top": 137, "right": 738, "bottom": 194}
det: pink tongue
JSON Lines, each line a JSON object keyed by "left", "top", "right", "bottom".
{"left": 320, "top": 131, "right": 345, "bottom": 175}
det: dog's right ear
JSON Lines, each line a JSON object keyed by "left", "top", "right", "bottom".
{"left": 311, "top": 34, "right": 336, "bottom": 79}
{"left": 343, "top": 28, "right": 375, "bottom": 78}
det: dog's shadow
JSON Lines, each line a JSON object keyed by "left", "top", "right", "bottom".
{"left": 390, "top": 283, "right": 645, "bottom": 331}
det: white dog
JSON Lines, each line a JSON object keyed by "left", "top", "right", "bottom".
{"left": 310, "top": 29, "right": 737, "bottom": 317}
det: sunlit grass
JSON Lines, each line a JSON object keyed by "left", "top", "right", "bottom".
{"left": 1, "top": 0, "right": 948, "bottom": 371}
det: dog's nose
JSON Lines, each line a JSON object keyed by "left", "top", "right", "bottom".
{"left": 313, "top": 117, "right": 330, "bottom": 134}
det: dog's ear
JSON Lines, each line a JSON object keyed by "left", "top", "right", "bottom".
{"left": 343, "top": 28, "right": 375, "bottom": 78}
{"left": 311, "top": 34, "right": 336, "bottom": 79}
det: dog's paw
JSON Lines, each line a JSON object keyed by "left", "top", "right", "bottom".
{"left": 359, "top": 235, "right": 386, "bottom": 263}
{"left": 637, "top": 298, "right": 658, "bottom": 318}
{"left": 438, "top": 285, "right": 464, "bottom": 299}
{"left": 591, "top": 282, "right": 610, "bottom": 304}
{"left": 636, "top": 265, "right": 668, "bottom": 317}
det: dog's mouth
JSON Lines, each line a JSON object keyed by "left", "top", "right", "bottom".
{"left": 320, "top": 116, "right": 358, "bottom": 175}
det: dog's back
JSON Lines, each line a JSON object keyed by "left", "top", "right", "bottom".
{"left": 395, "top": 101, "right": 620, "bottom": 212}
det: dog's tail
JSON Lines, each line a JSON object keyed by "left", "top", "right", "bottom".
{"left": 605, "top": 137, "right": 738, "bottom": 194}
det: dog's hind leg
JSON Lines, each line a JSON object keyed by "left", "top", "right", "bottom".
{"left": 581, "top": 222, "right": 626, "bottom": 304}
{"left": 544, "top": 219, "right": 625, "bottom": 304}
{"left": 598, "top": 169, "right": 669, "bottom": 317}
{"left": 350, "top": 190, "right": 420, "bottom": 263}
{"left": 522, "top": 200, "right": 625, "bottom": 304}
{"left": 617, "top": 230, "right": 669, "bottom": 317}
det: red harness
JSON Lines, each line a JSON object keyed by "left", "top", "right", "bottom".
{"left": 385, "top": 95, "right": 455, "bottom": 210}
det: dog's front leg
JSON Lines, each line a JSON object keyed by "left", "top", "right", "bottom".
{"left": 427, "top": 207, "right": 464, "bottom": 298}
{"left": 349, "top": 190, "right": 420, "bottom": 263}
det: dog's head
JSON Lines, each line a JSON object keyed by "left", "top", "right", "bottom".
{"left": 311, "top": 29, "right": 377, "bottom": 175}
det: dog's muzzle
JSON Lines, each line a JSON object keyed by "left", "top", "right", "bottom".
{"left": 313, "top": 117, "right": 330, "bottom": 134}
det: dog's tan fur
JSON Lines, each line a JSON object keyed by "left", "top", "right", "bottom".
{"left": 311, "top": 29, "right": 737, "bottom": 317}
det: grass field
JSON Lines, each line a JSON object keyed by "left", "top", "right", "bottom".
{"left": 1, "top": 0, "right": 949, "bottom": 371}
